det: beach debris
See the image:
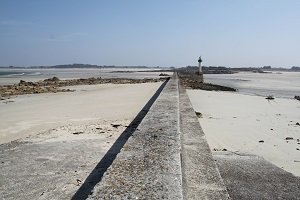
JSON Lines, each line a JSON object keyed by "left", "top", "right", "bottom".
{"left": 297, "top": 148, "right": 299, "bottom": 151}
{"left": 294, "top": 96, "right": 300, "bottom": 101}
{"left": 285, "top": 137, "right": 294, "bottom": 140}
{"left": 111, "top": 124, "right": 121, "bottom": 128}
{"left": 259, "top": 140, "right": 264, "bottom": 143}
{"left": 266, "top": 95, "right": 275, "bottom": 100}
{"left": 75, "top": 179, "right": 82, "bottom": 186}
{"left": 296, "top": 122, "right": 300, "bottom": 126}
{"left": 95, "top": 127, "right": 102, "bottom": 130}
{"left": 270, "top": 128, "right": 274, "bottom": 131}
{"left": 195, "top": 111, "right": 202, "bottom": 118}
{"left": 212, "top": 148, "right": 228, "bottom": 151}
{"left": 73, "top": 131, "right": 83, "bottom": 135}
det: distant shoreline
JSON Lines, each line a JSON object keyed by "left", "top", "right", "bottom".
{"left": 1, "top": 64, "right": 299, "bottom": 73}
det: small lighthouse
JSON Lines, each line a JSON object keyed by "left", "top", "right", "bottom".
{"left": 198, "top": 56, "right": 204, "bottom": 83}
{"left": 198, "top": 56, "right": 202, "bottom": 73}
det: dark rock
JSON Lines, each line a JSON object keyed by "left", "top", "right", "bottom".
{"left": 159, "top": 73, "right": 169, "bottom": 76}
{"left": 296, "top": 122, "right": 300, "bottom": 126}
{"left": 294, "top": 96, "right": 300, "bottom": 101}
{"left": 259, "top": 140, "right": 264, "bottom": 143}
{"left": 111, "top": 124, "right": 121, "bottom": 128}
{"left": 195, "top": 111, "right": 202, "bottom": 118}
{"left": 285, "top": 137, "right": 293, "bottom": 140}
{"left": 44, "top": 77, "right": 60, "bottom": 82}
{"left": 266, "top": 96, "right": 275, "bottom": 100}
{"left": 19, "top": 80, "right": 26, "bottom": 85}
{"left": 73, "top": 132, "right": 83, "bottom": 135}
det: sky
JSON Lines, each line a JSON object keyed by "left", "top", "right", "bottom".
{"left": 0, "top": 0, "right": 299, "bottom": 68}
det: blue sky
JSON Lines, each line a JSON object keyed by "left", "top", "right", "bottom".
{"left": 0, "top": 0, "right": 299, "bottom": 67}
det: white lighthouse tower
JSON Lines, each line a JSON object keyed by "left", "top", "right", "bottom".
{"left": 198, "top": 56, "right": 202, "bottom": 73}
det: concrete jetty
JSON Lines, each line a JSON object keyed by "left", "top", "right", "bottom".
{"left": 88, "top": 73, "right": 229, "bottom": 199}
{"left": 179, "top": 83, "right": 229, "bottom": 199}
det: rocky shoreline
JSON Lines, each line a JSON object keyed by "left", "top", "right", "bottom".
{"left": 0, "top": 76, "right": 167, "bottom": 97}
{"left": 178, "top": 72, "right": 236, "bottom": 91}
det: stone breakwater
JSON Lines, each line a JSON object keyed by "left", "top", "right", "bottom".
{"left": 0, "top": 77, "right": 166, "bottom": 97}
{"left": 85, "top": 73, "right": 229, "bottom": 199}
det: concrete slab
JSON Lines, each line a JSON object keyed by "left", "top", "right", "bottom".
{"left": 214, "top": 151, "right": 300, "bottom": 199}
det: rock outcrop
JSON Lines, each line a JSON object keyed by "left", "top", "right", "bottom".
{"left": 0, "top": 77, "right": 167, "bottom": 97}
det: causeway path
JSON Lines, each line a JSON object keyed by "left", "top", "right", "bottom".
{"left": 87, "top": 73, "right": 230, "bottom": 199}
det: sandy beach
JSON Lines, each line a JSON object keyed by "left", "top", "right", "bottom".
{"left": 0, "top": 82, "right": 162, "bottom": 144}
{"left": 187, "top": 89, "right": 300, "bottom": 176}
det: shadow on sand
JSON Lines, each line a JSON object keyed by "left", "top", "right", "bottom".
{"left": 72, "top": 78, "right": 169, "bottom": 200}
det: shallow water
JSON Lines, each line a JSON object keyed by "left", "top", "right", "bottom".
{"left": 204, "top": 72, "right": 300, "bottom": 99}
{"left": 0, "top": 68, "right": 169, "bottom": 85}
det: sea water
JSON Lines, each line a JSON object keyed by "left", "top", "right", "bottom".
{"left": 205, "top": 71, "right": 300, "bottom": 99}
